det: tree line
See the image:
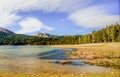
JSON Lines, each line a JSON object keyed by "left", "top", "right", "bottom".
{"left": 48, "top": 23, "right": 120, "bottom": 45}
{"left": 0, "top": 23, "right": 120, "bottom": 45}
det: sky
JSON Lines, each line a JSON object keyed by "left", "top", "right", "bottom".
{"left": 0, "top": 0, "right": 120, "bottom": 35}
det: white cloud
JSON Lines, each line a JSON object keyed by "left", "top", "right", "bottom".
{"left": 68, "top": 5, "right": 120, "bottom": 28}
{"left": 0, "top": 0, "right": 91, "bottom": 27}
{"left": 16, "top": 17, "right": 54, "bottom": 34}
{"left": 0, "top": 0, "right": 119, "bottom": 33}
{"left": 0, "top": 0, "right": 91, "bottom": 34}
{"left": 0, "top": 12, "right": 21, "bottom": 27}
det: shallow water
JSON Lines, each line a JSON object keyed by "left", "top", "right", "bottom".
{"left": 0, "top": 46, "right": 57, "bottom": 59}
{"left": 0, "top": 46, "right": 111, "bottom": 73}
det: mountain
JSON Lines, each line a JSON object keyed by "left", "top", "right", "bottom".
{"left": 0, "top": 23, "right": 119, "bottom": 45}
{"left": 0, "top": 27, "right": 15, "bottom": 34}
{"left": 35, "top": 32, "right": 52, "bottom": 38}
{"left": 35, "top": 32, "right": 58, "bottom": 38}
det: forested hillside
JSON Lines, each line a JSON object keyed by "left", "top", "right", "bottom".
{"left": 0, "top": 23, "right": 120, "bottom": 45}
{"left": 49, "top": 23, "right": 120, "bottom": 44}
{"left": 0, "top": 33, "right": 54, "bottom": 45}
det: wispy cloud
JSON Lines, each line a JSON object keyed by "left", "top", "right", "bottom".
{"left": 0, "top": 12, "right": 21, "bottom": 27}
{"left": 0, "top": 0, "right": 91, "bottom": 27}
{"left": 16, "top": 17, "right": 54, "bottom": 34}
{"left": 0, "top": 0, "right": 88, "bottom": 33}
{"left": 0, "top": 0, "right": 119, "bottom": 34}
{"left": 68, "top": 5, "right": 120, "bottom": 28}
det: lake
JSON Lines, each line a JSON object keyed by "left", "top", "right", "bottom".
{"left": 0, "top": 46, "right": 110, "bottom": 74}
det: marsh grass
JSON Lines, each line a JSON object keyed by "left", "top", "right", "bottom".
{"left": 0, "top": 43, "right": 120, "bottom": 77}
{"left": 55, "top": 43, "right": 120, "bottom": 69}
{"left": 52, "top": 43, "right": 120, "bottom": 77}
{"left": 0, "top": 69, "right": 119, "bottom": 77}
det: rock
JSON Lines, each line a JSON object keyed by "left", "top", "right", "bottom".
{"left": 59, "top": 60, "right": 72, "bottom": 65}
{"left": 35, "top": 32, "right": 58, "bottom": 38}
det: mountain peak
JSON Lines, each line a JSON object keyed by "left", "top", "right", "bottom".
{"left": 35, "top": 32, "right": 52, "bottom": 38}
{"left": 0, "top": 27, "right": 15, "bottom": 34}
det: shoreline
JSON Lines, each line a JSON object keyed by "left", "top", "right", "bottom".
{"left": 51, "top": 43, "right": 120, "bottom": 69}
{"left": 0, "top": 42, "right": 119, "bottom": 46}
{"left": 0, "top": 43, "right": 120, "bottom": 77}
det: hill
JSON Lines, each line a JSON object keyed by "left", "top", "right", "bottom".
{"left": 0, "top": 23, "right": 120, "bottom": 45}
{"left": 0, "top": 27, "right": 15, "bottom": 34}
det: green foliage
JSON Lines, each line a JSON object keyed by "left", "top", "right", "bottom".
{"left": 91, "top": 23, "right": 120, "bottom": 43}
{"left": 0, "top": 23, "right": 120, "bottom": 45}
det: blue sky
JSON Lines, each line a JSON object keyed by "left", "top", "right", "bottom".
{"left": 0, "top": 0, "right": 120, "bottom": 35}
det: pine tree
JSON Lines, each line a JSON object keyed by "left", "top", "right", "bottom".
{"left": 102, "top": 29, "right": 108, "bottom": 42}
{"left": 92, "top": 31, "right": 97, "bottom": 43}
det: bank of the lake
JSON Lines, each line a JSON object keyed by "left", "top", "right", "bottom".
{"left": 52, "top": 43, "right": 120, "bottom": 68}
{"left": 0, "top": 43, "right": 120, "bottom": 77}
{"left": 52, "top": 43, "right": 120, "bottom": 77}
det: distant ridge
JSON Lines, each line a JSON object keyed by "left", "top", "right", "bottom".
{"left": 35, "top": 32, "right": 58, "bottom": 38}
{"left": 0, "top": 27, "right": 15, "bottom": 34}
{"left": 0, "top": 23, "right": 119, "bottom": 45}
{"left": 35, "top": 32, "right": 52, "bottom": 38}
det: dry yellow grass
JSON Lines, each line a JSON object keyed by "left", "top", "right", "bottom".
{"left": 52, "top": 43, "right": 120, "bottom": 68}
{"left": 0, "top": 69, "right": 119, "bottom": 77}
{"left": 0, "top": 43, "right": 120, "bottom": 77}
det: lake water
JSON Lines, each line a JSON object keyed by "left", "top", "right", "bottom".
{"left": 0, "top": 46, "right": 110, "bottom": 73}
{"left": 0, "top": 46, "right": 58, "bottom": 58}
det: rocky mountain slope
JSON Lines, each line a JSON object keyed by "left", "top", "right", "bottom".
{"left": 0, "top": 27, "right": 15, "bottom": 34}
{"left": 35, "top": 32, "right": 58, "bottom": 38}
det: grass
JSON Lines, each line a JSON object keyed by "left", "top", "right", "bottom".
{"left": 0, "top": 69, "right": 119, "bottom": 77}
{"left": 53, "top": 43, "right": 120, "bottom": 69}
{"left": 0, "top": 43, "right": 120, "bottom": 77}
